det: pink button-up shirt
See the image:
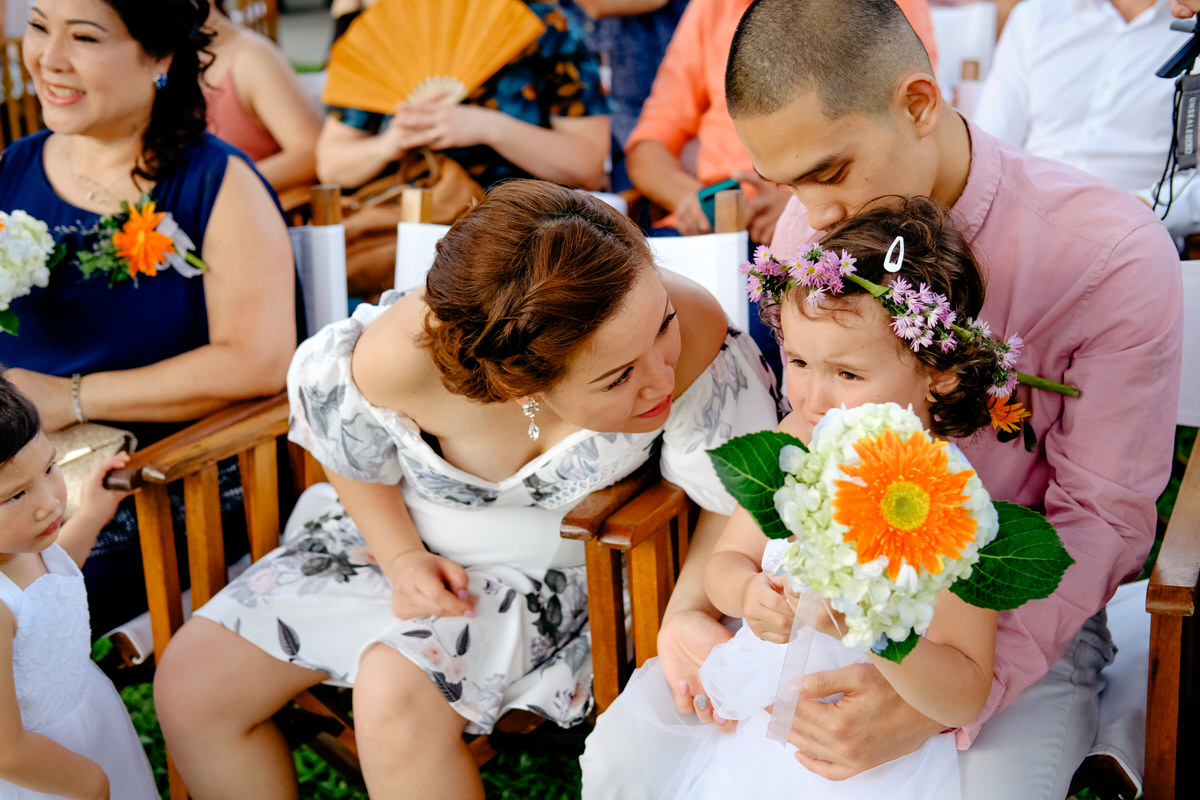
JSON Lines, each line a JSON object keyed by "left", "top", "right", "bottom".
{"left": 771, "top": 120, "right": 1182, "bottom": 747}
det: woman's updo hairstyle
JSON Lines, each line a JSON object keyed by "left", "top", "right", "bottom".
{"left": 104, "top": 0, "right": 213, "bottom": 183}
{"left": 807, "top": 197, "right": 993, "bottom": 439}
{"left": 421, "top": 181, "right": 652, "bottom": 402}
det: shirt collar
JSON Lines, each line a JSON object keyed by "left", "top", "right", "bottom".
{"left": 949, "top": 116, "right": 1000, "bottom": 245}
{"left": 1073, "top": 0, "right": 1171, "bottom": 28}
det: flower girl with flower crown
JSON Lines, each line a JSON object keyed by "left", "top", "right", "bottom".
{"left": 0, "top": 376, "right": 157, "bottom": 800}
{"left": 585, "top": 197, "right": 1068, "bottom": 800}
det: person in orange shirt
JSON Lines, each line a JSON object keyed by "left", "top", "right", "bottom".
{"left": 626, "top": 0, "right": 938, "bottom": 243}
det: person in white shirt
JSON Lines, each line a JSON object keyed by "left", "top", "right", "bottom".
{"left": 974, "top": 0, "right": 1198, "bottom": 240}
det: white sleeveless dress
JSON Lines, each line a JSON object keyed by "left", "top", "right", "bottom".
{"left": 196, "top": 292, "right": 783, "bottom": 736}
{"left": 605, "top": 539, "right": 961, "bottom": 799}
{"left": 0, "top": 544, "right": 157, "bottom": 800}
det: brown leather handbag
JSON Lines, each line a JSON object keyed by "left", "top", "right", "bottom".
{"left": 342, "top": 147, "right": 484, "bottom": 298}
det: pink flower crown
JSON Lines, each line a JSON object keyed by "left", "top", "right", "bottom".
{"left": 740, "top": 241, "right": 1078, "bottom": 399}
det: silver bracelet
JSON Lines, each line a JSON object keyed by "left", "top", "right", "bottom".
{"left": 70, "top": 373, "right": 86, "bottom": 424}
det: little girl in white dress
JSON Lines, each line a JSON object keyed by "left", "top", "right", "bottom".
{"left": 590, "top": 199, "right": 1018, "bottom": 799}
{"left": 0, "top": 378, "right": 157, "bottom": 800}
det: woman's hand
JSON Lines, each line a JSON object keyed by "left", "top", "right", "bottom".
{"left": 384, "top": 98, "right": 496, "bottom": 153}
{"left": 385, "top": 550, "right": 478, "bottom": 620}
{"left": 4, "top": 369, "right": 75, "bottom": 432}
{"left": 655, "top": 609, "right": 738, "bottom": 732}
{"left": 741, "top": 571, "right": 795, "bottom": 643}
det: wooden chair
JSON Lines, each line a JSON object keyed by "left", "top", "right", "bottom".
{"left": 1140, "top": 259, "right": 1200, "bottom": 799}
{"left": 1, "top": 37, "right": 41, "bottom": 149}
{"left": 225, "top": 0, "right": 280, "bottom": 41}
{"left": 106, "top": 394, "right": 699, "bottom": 797}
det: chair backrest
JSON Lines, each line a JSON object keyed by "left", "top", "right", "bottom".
{"left": 226, "top": 0, "right": 279, "bottom": 40}
{"left": 1, "top": 37, "right": 41, "bottom": 148}
{"left": 394, "top": 190, "right": 750, "bottom": 329}
{"left": 289, "top": 185, "right": 349, "bottom": 336}
{"left": 930, "top": 2, "right": 997, "bottom": 102}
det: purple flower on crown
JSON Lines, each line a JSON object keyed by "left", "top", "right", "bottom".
{"left": 999, "top": 334, "right": 1023, "bottom": 371}
{"left": 746, "top": 273, "right": 764, "bottom": 302}
{"left": 838, "top": 249, "right": 857, "bottom": 276}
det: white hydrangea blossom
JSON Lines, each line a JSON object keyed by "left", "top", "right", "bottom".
{"left": 774, "top": 402, "right": 999, "bottom": 652}
{"left": 0, "top": 210, "right": 56, "bottom": 311}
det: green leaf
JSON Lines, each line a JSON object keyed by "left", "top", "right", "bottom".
{"left": 951, "top": 501, "right": 1074, "bottom": 611}
{"left": 47, "top": 240, "right": 68, "bottom": 270}
{"left": 707, "top": 431, "right": 807, "bottom": 539}
{"left": 875, "top": 630, "right": 921, "bottom": 663}
{"left": 0, "top": 309, "right": 18, "bottom": 336}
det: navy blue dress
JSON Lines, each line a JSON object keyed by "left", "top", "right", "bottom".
{"left": 0, "top": 131, "right": 270, "bottom": 634}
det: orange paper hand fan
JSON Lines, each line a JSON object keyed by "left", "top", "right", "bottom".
{"left": 322, "top": 0, "right": 546, "bottom": 113}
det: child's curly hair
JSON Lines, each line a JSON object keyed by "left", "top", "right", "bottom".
{"left": 768, "top": 196, "right": 995, "bottom": 439}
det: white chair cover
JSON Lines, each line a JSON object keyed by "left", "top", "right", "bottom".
{"left": 395, "top": 222, "right": 749, "bottom": 329}
{"left": 930, "top": 2, "right": 997, "bottom": 102}
{"left": 290, "top": 223, "right": 349, "bottom": 336}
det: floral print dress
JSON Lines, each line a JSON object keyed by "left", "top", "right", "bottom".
{"left": 196, "top": 293, "right": 780, "bottom": 734}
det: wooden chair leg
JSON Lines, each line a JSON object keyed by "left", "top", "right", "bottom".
{"left": 134, "top": 485, "right": 183, "bottom": 665}
{"left": 167, "top": 752, "right": 188, "bottom": 800}
{"left": 628, "top": 529, "right": 671, "bottom": 665}
{"left": 183, "top": 463, "right": 226, "bottom": 609}
{"left": 239, "top": 442, "right": 280, "bottom": 561}
{"left": 585, "top": 539, "right": 627, "bottom": 713}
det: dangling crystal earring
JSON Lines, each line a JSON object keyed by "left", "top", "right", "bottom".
{"left": 153, "top": 73, "right": 168, "bottom": 90}
{"left": 522, "top": 398, "right": 540, "bottom": 442}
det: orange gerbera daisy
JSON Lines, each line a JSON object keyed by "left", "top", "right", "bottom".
{"left": 988, "top": 394, "right": 1031, "bottom": 434}
{"left": 113, "top": 202, "right": 174, "bottom": 279}
{"left": 833, "top": 431, "right": 977, "bottom": 579}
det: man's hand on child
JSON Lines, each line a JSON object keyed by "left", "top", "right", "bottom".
{"left": 76, "top": 452, "right": 133, "bottom": 522}
{"left": 787, "top": 662, "right": 944, "bottom": 780}
{"left": 387, "top": 550, "right": 478, "bottom": 620}
{"left": 741, "top": 571, "right": 794, "bottom": 644}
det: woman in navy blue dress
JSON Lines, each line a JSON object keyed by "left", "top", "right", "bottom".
{"left": 0, "top": 0, "right": 296, "bottom": 633}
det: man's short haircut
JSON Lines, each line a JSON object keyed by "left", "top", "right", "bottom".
{"left": 726, "top": 0, "right": 933, "bottom": 120}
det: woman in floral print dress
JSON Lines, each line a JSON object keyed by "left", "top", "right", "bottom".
{"left": 153, "top": 181, "right": 781, "bottom": 799}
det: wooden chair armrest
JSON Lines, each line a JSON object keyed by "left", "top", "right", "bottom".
{"left": 1148, "top": 453, "right": 1200, "bottom": 617}
{"left": 560, "top": 462, "right": 658, "bottom": 541}
{"left": 277, "top": 184, "right": 317, "bottom": 215}
{"left": 104, "top": 393, "right": 289, "bottom": 491}
{"left": 597, "top": 480, "right": 690, "bottom": 551}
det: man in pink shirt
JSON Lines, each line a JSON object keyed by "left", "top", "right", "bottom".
{"left": 624, "top": 0, "right": 937, "bottom": 242}
{"left": 583, "top": 0, "right": 1181, "bottom": 797}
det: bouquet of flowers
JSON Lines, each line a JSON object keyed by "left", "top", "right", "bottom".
{"left": 709, "top": 402, "right": 1073, "bottom": 662}
{"left": 0, "top": 210, "right": 66, "bottom": 335}
{"left": 74, "top": 195, "right": 206, "bottom": 286}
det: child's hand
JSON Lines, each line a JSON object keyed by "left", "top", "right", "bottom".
{"left": 741, "top": 571, "right": 795, "bottom": 643}
{"left": 75, "top": 452, "right": 133, "bottom": 523}
{"left": 784, "top": 585, "right": 848, "bottom": 640}
{"left": 387, "top": 550, "right": 478, "bottom": 620}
